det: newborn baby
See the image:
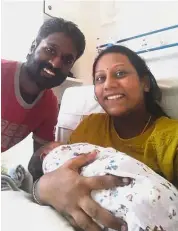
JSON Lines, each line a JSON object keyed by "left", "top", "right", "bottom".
{"left": 42, "top": 143, "right": 178, "bottom": 231}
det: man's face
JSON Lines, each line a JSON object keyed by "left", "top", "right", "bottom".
{"left": 26, "top": 32, "right": 78, "bottom": 90}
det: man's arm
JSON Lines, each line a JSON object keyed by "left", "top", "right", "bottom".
{"left": 34, "top": 140, "right": 43, "bottom": 152}
{"left": 29, "top": 94, "right": 59, "bottom": 181}
{"left": 28, "top": 141, "right": 62, "bottom": 181}
{"left": 28, "top": 139, "right": 50, "bottom": 181}
{"left": 28, "top": 141, "right": 44, "bottom": 182}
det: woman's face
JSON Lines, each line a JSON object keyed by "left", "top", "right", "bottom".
{"left": 94, "top": 53, "right": 149, "bottom": 117}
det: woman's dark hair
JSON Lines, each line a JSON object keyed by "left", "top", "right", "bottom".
{"left": 27, "top": 17, "right": 85, "bottom": 60}
{"left": 92, "top": 45, "right": 167, "bottom": 117}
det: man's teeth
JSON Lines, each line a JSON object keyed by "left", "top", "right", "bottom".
{"left": 107, "top": 94, "right": 124, "bottom": 100}
{"left": 43, "top": 68, "right": 55, "bottom": 76}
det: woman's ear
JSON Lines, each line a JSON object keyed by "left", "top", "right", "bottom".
{"left": 144, "top": 86, "right": 150, "bottom": 92}
{"left": 143, "top": 75, "right": 150, "bottom": 92}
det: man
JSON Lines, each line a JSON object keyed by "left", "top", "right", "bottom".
{"left": 2, "top": 17, "right": 126, "bottom": 231}
{"left": 1, "top": 17, "right": 85, "bottom": 152}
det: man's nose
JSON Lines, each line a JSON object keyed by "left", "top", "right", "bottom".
{"left": 50, "top": 56, "right": 62, "bottom": 68}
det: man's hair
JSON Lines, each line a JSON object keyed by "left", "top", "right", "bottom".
{"left": 30, "top": 17, "right": 85, "bottom": 59}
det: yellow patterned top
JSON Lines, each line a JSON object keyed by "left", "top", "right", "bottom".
{"left": 69, "top": 113, "right": 178, "bottom": 183}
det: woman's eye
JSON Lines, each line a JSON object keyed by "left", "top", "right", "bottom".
{"left": 45, "top": 47, "right": 55, "bottom": 55}
{"left": 115, "top": 71, "right": 126, "bottom": 78}
{"left": 94, "top": 76, "right": 105, "bottom": 84}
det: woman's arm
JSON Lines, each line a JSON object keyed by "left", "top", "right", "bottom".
{"left": 28, "top": 142, "right": 62, "bottom": 181}
{"left": 173, "top": 149, "right": 178, "bottom": 188}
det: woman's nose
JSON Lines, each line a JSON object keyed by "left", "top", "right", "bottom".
{"left": 104, "top": 72, "right": 118, "bottom": 90}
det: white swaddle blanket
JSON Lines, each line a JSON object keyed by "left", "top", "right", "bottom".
{"left": 42, "top": 143, "right": 178, "bottom": 231}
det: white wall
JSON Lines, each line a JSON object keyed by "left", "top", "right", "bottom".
{"left": 44, "top": 0, "right": 101, "bottom": 83}
{"left": 1, "top": 0, "right": 43, "bottom": 61}
{"left": 44, "top": 0, "right": 178, "bottom": 83}
{"left": 1, "top": 0, "right": 44, "bottom": 166}
{"left": 97, "top": 1, "right": 178, "bottom": 80}
{"left": 2, "top": 0, "right": 177, "bottom": 80}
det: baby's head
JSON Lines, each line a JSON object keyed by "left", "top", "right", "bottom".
{"left": 40, "top": 142, "right": 62, "bottom": 160}
{"left": 28, "top": 141, "right": 62, "bottom": 181}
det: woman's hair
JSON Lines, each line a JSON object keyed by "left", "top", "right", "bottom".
{"left": 92, "top": 45, "right": 167, "bottom": 117}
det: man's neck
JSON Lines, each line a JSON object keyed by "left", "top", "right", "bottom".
{"left": 19, "top": 64, "right": 42, "bottom": 103}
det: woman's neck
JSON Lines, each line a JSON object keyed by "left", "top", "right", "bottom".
{"left": 112, "top": 109, "right": 154, "bottom": 139}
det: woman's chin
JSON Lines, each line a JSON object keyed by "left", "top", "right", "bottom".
{"left": 105, "top": 108, "right": 129, "bottom": 117}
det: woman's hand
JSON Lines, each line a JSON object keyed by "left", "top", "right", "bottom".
{"left": 37, "top": 152, "right": 130, "bottom": 231}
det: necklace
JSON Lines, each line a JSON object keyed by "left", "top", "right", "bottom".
{"left": 141, "top": 115, "right": 152, "bottom": 135}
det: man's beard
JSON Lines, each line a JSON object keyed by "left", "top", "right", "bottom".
{"left": 25, "top": 54, "right": 68, "bottom": 90}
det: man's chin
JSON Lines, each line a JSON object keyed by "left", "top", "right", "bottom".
{"left": 35, "top": 81, "right": 64, "bottom": 91}
{"left": 33, "top": 72, "right": 68, "bottom": 90}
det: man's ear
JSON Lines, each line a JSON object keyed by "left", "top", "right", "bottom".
{"left": 29, "top": 40, "right": 37, "bottom": 55}
{"left": 26, "top": 40, "right": 37, "bottom": 60}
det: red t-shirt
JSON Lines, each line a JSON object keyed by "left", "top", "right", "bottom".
{"left": 1, "top": 59, "right": 59, "bottom": 152}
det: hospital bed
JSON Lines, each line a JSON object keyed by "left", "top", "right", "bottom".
{"left": 2, "top": 78, "right": 178, "bottom": 231}
{"left": 2, "top": 25, "right": 178, "bottom": 231}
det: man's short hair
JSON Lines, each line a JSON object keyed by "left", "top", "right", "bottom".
{"left": 32, "top": 17, "right": 86, "bottom": 60}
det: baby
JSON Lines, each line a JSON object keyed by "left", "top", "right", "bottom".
{"left": 42, "top": 143, "right": 178, "bottom": 231}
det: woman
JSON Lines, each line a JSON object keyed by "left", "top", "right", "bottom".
{"left": 29, "top": 45, "right": 178, "bottom": 231}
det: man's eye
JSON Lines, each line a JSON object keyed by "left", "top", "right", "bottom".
{"left": 45, "top": 47, "right": 55, "bottom": 55}
{"left": 62, "top": 55, "right": 74, "bottom": 65}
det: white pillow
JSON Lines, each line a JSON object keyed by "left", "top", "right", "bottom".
{"left": 157, "top": 78, "right": 178, "bottom": 119}
{"left": 55, "top": 85, "right": 104, "bottom": 142}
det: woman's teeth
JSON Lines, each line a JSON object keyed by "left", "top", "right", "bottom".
{"left": 107, "top": 94, "right": 124, "bottom": 100}
{"left": 43, "top": 68, "right": 55, "bottom": 76}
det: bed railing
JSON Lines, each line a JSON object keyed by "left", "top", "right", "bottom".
{"left": 97, "top": 24, "right": 178, "bottom": 55}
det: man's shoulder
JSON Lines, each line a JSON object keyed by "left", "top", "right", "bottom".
{"left": 40, "top": 89, "right": 58, "bottom": 112}
{"left": 1, "top": 59, "right": 18, "bottom": 68}
{"left": 1, "top": 59, "right": 19, "bottom": 77}
{"left": 43, "top": 89, "right": 58, "bottom": 103}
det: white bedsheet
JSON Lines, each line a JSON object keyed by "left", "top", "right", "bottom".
{"left": 2, "top": 191, "right": 75, "bottom": 231}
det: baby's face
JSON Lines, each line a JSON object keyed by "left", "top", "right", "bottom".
{"left": 40, "top": 142, "right": 62, "bottom": 161}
